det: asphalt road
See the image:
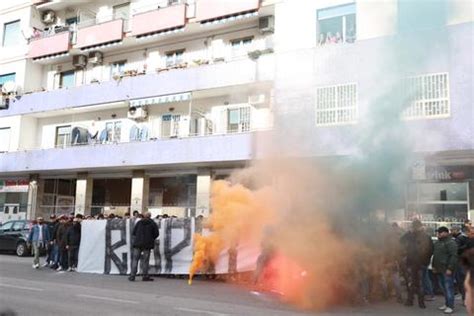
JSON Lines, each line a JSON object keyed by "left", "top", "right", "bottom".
{"left": 0, "top": 254, "right": 468, "bottom": 316}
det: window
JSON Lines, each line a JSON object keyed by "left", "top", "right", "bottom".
{"left": 55, "top": 125, "right": 71, "bottom": 148}
{"left": 227, "top": 107, "right": 250, "bottom": 133}
{"left": 317, "top": 4, "right": 356, "bottom": 45}
{"left": 110, "top": 60, "right": 127, "bottom": 78}
{"left": 165, "top": 50, "right": 184, "bottom": 67}
{"left": 2, "top": 20, "right": 21, "bottom": 47}
{"left": 0, "top": 73, "right": 15, "bottom": 88}
{"left": 12, "top": 221, "right": 25, "bottom": 231}
{"left": 403, "top": 73, "right": 450, "bottom": 120}
{"left": 113, "top": 3, "right": 130, "bottom": 30}
{"left": 106, "top": 121, "right": 122, "bottom": 142}
{"left": 231, "top": 37, "right": 253, "bottom": 57}
{"left": 66, "top": 17, "right": 79, "bottom": 44}
{"left": 161, "top": 114, "right": 181, "bottom": 138}
{"left": 406, "top": 182, "right": 469, "bottom": 227}
{"left": 315, "top": 83, "right": 357, "bottom": 126}
{"left": 0, "top": 221, "right": 13, "bottom": 231}
{"left": 59, "top": 70, "right": 75, "bottom": 89}
{"left": 0, "top": 127, "right": 11, "bottom": 152}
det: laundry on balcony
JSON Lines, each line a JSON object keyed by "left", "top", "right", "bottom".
{"left": 129, "top": 124, "right": 149, "bottom": 142}
{"left": 70, "top": 126, "right": 90, "bottom": 146}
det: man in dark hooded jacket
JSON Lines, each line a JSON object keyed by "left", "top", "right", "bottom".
{"left": 401, "top": 220, "right": 434, "bottom": 309}
{"left": 129, "top": 212, "right": 159, "bottom": 282}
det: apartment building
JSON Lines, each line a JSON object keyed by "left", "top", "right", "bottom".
{"left": 0, "top": 0, "right": 473, "bottom": 227}
{"left": 0, "top": 0, "right": 275, "bottom": 221}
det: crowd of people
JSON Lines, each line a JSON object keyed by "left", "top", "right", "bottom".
{"left": 353, "top": 219, "right": 474, "bottom": 315}
{"left": 318, "top": 28, "right": 356, "bottom": 46}
{"left": 27, "top": 214, "right": 83, "bottom": 272}
{"left": 25, "top": 213, "right": 474, "bottom": 314}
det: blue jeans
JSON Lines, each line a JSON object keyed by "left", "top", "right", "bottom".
{"left": 422, "top": 267, "right": 434, "bottom": 296}
{"left": 437, "top": 272, "right": 455, "bottom": 308}
{"left": 455, "top": 266, "right": 466, "bottom": 300}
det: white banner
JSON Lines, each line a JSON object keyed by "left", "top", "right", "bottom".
{"left": 77, "top": 218, "right": 258, "bottom": 275}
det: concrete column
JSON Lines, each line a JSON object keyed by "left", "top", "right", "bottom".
{"left": 196, "top": 169, "right": 211, "bottom": 217}
{"left": 26, "top": 174, "right": 39, "bottom": 220}
{"left": 35, "top": 179, "right": 45, "bottom": 218}
{"left": 131, "top": 170, "right": 149, "bottom": 214}
{"left": 75, "top": 173, "right": 93, "bottom": 216}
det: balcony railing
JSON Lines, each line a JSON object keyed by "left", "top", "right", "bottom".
{"left": 76, "top": 19, "right": 124, "bottom": 50}
{"left": 0, "top": 132, "right": 257, "bottom": 173}
{"left": 131, "top": 4, "right": 187, "bottom": 38}
{"left": 28, "top": 30, "right": 70, "bottom": 59}
{"left": 195, "top": 0, "right": 260, "bottom": 23}
{"left": 3, "top": 55, "right": 274, "bottom": 117}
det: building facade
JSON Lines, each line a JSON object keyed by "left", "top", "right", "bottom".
{"left": 0, "top": 0, "right": 473, "bottom": 227}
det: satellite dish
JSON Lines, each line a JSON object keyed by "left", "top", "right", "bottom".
{"left": 2, "top": 81, "right": 16, "bottom": 94}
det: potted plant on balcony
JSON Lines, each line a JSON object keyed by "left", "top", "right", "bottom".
{"left": 192, "top": 59, "right": 210, "bottom": 67}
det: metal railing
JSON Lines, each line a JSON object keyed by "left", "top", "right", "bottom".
{"left": 29, "top": 25, "right": 71, "bottom": 42}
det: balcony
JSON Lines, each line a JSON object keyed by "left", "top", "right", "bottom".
{"left": 195, "top": 0, "right": 260, "bottom": 23}
{"left": 131, "top": 4, "right": 186, "bottom": 38}
{"left": 76, "top": 19, "right": 124, "bottom": 51}
{"left": 2, "top": 55, "right": 274, "bottom": 117}
{"left": 0, "top": 133, "right": 255, "bottom": 174}
{"left": 28, "top": 31, "right": 70, "bottom": 60}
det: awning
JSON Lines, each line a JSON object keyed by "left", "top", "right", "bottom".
{"left": 130, "top": 92, "right": 191, "bottom": 107}
{"left": 200, "top": 11, "right": 258, "bottom": 26}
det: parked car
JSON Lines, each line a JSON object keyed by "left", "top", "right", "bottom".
{"left": 0, "top": 220, "right": 33, "bottom": 257}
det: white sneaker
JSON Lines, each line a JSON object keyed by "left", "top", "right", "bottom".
{"left": 438, "top": 305, "right": 447, "bottom": 310}
{"left": 67, "top": 267, "right": 72, "bottom": 272}
{"left": 444, "top": 307, "right": 454, "bottom": 314}
{"left": 56, "top": 267, "right": 63, "bottom": 272}
{"left": 42, "top": 262, "right": 49, "bottom": 267}
{"left": 32, "top": 264, "right": 37, "bottom": 269}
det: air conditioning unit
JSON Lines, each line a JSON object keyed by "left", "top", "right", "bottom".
{"left": 248, "top": 94, "right": 266, "bottom": 106}
{"left": 88, "top": 51, "right": 103, "bottom": 65}
{"left": 42, "top": 11, "right": 56, "bottom": 24}
{"left": 259, "top": 16, "right": 274, "bottom": 34}
{"left": 128, "top": 106, "right": 148, "bottom": 120}
{"left": 0, "top": 95, "right": 9, "bottom": 109}
{"left": 72, "top": 55, "right": 87, "bottom": 68}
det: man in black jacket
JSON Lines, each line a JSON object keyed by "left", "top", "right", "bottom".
{"left": 44, "top": 214, "right": 57, "bottom": 267}
{"left": 452, "top": 225, "right": 469, "bottom": 303}
{"left": 401, "top": 220, "right": 434, "bottom": 309}
{"left": 65, "top": 217, "right": 81, "bottom": 271}
{"left": 129, "top": 212, "right": 159, "bottom": 282}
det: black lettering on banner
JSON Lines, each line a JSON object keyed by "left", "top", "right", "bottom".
{"left": 104, "top": 219, "right": 128, "bottom": 275}
{"left": 150, "top": 219, "right": 162, "bottom": 274}
{"left": 163, "top": 217, "right": 192, "bottom": 273}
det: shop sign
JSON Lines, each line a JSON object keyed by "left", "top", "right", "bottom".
{"left": 425, "top": 170, "right": 465, "bottom": 181}
{"left": 0, "top": 179, "right": 29, "bottom": 193}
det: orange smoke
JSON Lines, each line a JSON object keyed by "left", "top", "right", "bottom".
{"left": 188, "top": 180, "right": 277, "bottom": 283}
{"left": 188, "top": 162, "right": 362, "bottom": 310}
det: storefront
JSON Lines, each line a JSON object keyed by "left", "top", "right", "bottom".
{"left": 404, "top": 164, "right": 474, "bottom": 234}
{"left": 0, "top": 179, "right": 29, "bottom": 224}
